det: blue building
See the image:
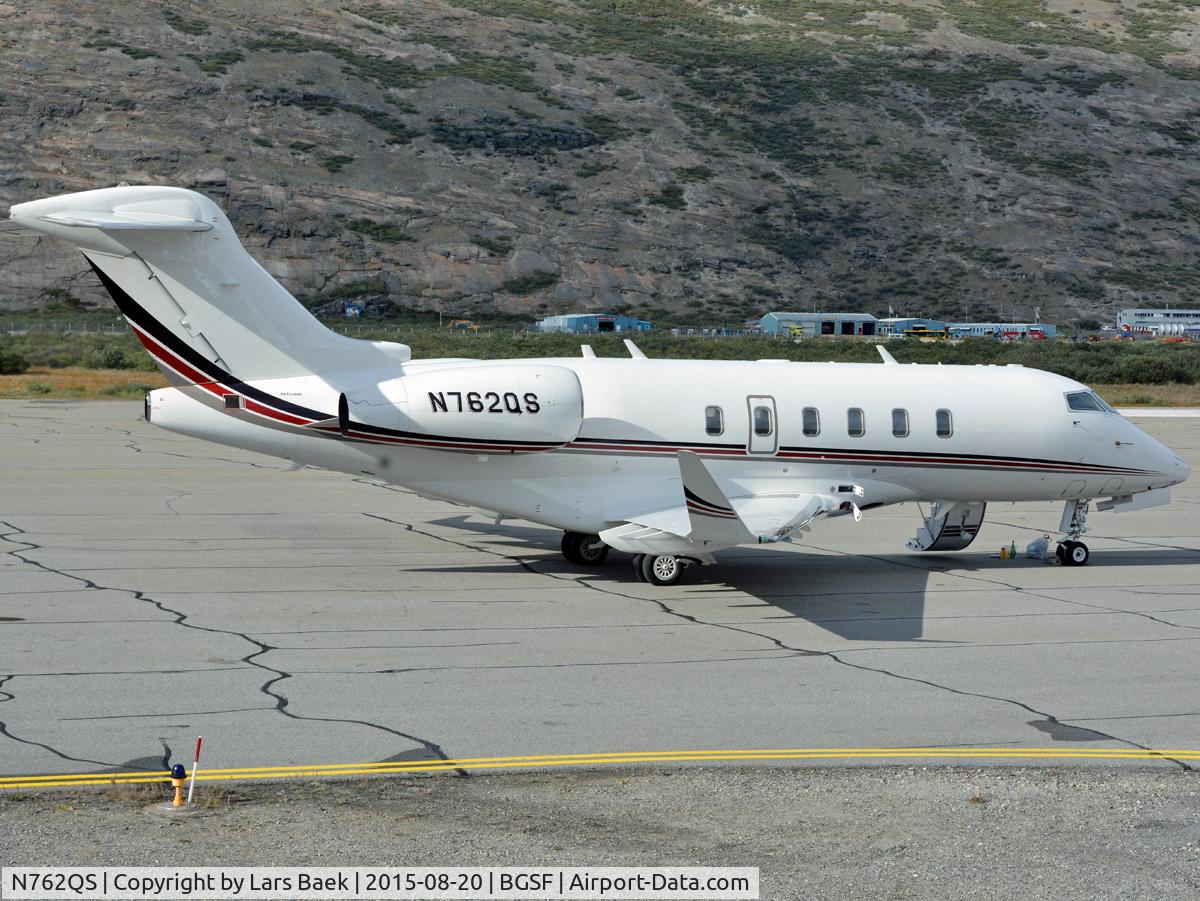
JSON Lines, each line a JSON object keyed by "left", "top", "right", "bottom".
{"left": 759, "top": 311, "right": 878, "bottom": 337}
{"left": 947, "top": 322, "right": 1056, "bottom": 339}
{"left": 536, "top": 313, "right": 651, "bottom": 333}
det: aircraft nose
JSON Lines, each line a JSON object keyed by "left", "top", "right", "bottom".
{"left": 1172, "top": 455, "right": 1191, "bottom": 486}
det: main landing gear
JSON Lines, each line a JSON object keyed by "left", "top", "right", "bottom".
{"left": 630, "top": 553, "right": 686, "bottom": 586}
{"left": 1056, "top": 500, "right": 1090, "bottom": 567}
{"left": 561, "top": 532, "right": 690, "bottom": 585}
{"left": 561, "top": 531, "right": 609, "bottom": 566}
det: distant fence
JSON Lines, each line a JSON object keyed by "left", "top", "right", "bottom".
{"left": 2, "top": 319, "right": 128, "bottom": 334}
{"left": 3, "top": 319, "right": 772, "bottom": 340}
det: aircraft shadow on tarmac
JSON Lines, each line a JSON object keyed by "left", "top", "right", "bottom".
{"left": 425, "top": 516, "right": 1198, "bottom": 643}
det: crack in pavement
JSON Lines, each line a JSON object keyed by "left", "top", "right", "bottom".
{"left": 0, "top": 519, "right": 457, "bottom": 775}
{"left": 804, "top": 541, "right": 1195, "bottom": 770}
{"left": 362, "top": 513, "right": 1192, "bottom": 771}
{"left": 849, "top": 534, "right": 1200, "bottom": 637}
{"left": 160, "top": 450, "right": 291, "bottom": 470}
{"left": 0, "top": 674, "right": 115, "bottom": 769}
{"left": 104, "top": 427, "right": 144, "bottom": 454}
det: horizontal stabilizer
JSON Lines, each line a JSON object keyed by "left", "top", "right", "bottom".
{"left": 34, "top": 209, "right": 212, "bottom": 231}
{"left": 0, "top": 220, "right": 42, "bottom": 237}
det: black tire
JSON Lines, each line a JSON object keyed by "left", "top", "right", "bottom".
{"left": 641, "top": 553, "right": 683, "bottom": 586}
{"left": 561, "top": 531, "right": 583, "bottom": 564}
{"left": 1056, "top": 542, "right": 1069, "bottom": 565}
{"left": 1068, "top": 541, "right": 1090, "bottom": 566}
{"left": 576, "top": 534, "right": 609, "bottom": 566}
{"left": 631, "top": 554, "right": 646, "bottom": 581}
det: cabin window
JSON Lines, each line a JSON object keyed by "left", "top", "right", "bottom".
{"left": 892, "top": 408, "right": 909, "bottom": 438}
{"left": 705, "top": 405, "right": 724, "bottom": 436}
{"left": 847, "top": 407, "right": 865, "bottom": 438}
{"left": 1065, "top": 391, "right": 1115, "bottom": 413}
{"left": 936, "top": 409, "right": 953, "bottom": 438}
{"left": 224, "top": 394, "right": 242, "bottom": 410}
{"left": 802, "top": 407, "right": 820, "bottom": 437}
{"left": 753, "top": 405, "right": 773, "bottom": 437}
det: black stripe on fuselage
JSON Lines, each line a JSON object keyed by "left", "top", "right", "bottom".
{"left": 569, "top": 435, "right": 1150, "bottom": 474}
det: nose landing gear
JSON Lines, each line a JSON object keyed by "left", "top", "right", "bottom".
{"left": 1056, "top": 500, "right": 1091, "bottom": 566}
{"left": 1057, "top": 540, "right": 1090, "bottom": 566}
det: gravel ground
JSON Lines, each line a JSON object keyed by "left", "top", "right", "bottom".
{"left": 2, "top": 767, "right": 1198, "bottom": 899}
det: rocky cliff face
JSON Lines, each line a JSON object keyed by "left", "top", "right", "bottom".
{"left": 1, "top": 1, "right": 1197, "bottom": 325}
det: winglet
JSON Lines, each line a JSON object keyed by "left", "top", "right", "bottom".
{"left": 678, "top": 451, "right": 753, "bottom": 546}
{"left": 581, "top": 344, "right": 596, "bottom": 358}
{"left": 876, "top": 345, "right": 898, "bottom": 365}
{"left": 623, "top": 338, "right": 647, "bottom": 359}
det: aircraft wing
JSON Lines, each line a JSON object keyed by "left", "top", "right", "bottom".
{"left": 600, "top": 451, "right": 845, "bottom": 556}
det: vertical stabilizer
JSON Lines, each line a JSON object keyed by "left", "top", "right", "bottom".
{"left": 8, "top": 186, "right": 410, "bottom": 382}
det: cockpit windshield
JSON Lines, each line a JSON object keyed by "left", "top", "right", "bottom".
{"left": 1065, "top": 390, "right": 1118, "bottom": 414}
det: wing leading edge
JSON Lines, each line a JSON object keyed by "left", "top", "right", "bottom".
{"left": 600, "top": 451, "right": 842, "bottom": 556}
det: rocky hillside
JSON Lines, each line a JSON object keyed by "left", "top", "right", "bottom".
{"left": 1, "top": 1, "right": 1197, "bottom": 325}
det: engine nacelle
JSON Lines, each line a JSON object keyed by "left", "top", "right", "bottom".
{"left": 346, "top": 363, "right": 584, "bottom": 452}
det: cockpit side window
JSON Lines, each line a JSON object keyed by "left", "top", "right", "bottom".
{"left": 1065, "top": 391, "right": 1109, "bottom": 413}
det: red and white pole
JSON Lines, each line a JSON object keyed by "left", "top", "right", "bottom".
{"left": 185, "top": 736, "right": 202, "bottom": 807}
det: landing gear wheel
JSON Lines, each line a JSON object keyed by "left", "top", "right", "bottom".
{"left": 1058, "top": 540, "right": 1090, "bottom": 566}
{"left": 561, "top": 531, "right": 581, "bottom": 564}
{"left": 641, "top": 553, "right": 683, "bottom": 586}
{"left": 561, "top": 531, "right": 608, "bottom": 566}
{"left": 631, "top": 554, "right": 646, "bottom": 582}
{"left": 576, "top": 534, "right": 608, "bottom": 566}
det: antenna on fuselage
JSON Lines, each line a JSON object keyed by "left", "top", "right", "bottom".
{"left": 623, "top": 338, "right": 647, "bottom": 359}
{"left": 876, "top": 345, "right": 898, "bottom": 365}
{"left": 580, "top": 344, "right": 596, "bottom": 358}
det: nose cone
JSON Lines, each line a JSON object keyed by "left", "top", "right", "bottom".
{"left": 1147, "top": 439, "right": 1190, "bottom": 489}
{"left": 1170, "top": 455, "right": 1190, "bottom": 487}
{"left": 1130, "top": 423, "right": 1190, "bottom": 489}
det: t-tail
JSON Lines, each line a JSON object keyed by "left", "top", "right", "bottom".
{"left": 7, "top": 185, "right": 410, "bottom": 384}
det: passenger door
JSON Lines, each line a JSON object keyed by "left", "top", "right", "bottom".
{"left": 746, "top": 395, "right": 778, "bottom": 455}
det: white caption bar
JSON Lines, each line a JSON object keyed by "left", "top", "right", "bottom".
{"left": 1, "top": 867, "right": 758, "bottom": 900}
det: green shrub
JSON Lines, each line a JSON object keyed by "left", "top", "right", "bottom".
{"left": 580, "top": 113, "right": 631, "bottom": 142}
{"left": 499, "top": 271, "right": 558, "bottom": 294}
{"left": 163, "top": 11, "right": 209, "bottom": 35}
{"left": 348, "top": 219, "right": 414, "bottom": 242}
{"left": 471, "top": 235, "right": 514, "bottom": 255}
{"left": 99, "top": 346, "right": 135, "bottom": 370}
{"left": 648, "top": 183, "right": 686, "bottom": 209}
{"left": 672, "top": 165, "right": 714, "bottom": 182}
{"left": 575, "top": 160, "right": 615, "bottom": 178}
{"left": 321, "top": 154, "right": 355, "bottom": 173}
{"left": 0, "top": 348, "right": 29, "bottom": 375}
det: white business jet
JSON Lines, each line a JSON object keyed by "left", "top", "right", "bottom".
{"left": 6, "top": 186, "right": 1190, "bottom": 584}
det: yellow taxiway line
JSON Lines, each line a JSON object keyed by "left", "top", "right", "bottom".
{"left": 2, "top": 747, "right": 1198, "bottom": 790}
